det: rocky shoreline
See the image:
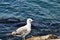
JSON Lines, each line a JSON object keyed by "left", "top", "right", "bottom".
{"left": 26, "top": 34, "right": 60, "bottom": 40}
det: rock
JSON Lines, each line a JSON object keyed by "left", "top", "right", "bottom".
{"left": 26, "top": 34, "right": 58, "bottom": 40}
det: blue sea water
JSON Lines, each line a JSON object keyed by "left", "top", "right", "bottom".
{"left": 0, "top": 0, "right": 60, "bottom": 40}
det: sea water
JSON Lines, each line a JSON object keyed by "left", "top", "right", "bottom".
{"left": 0, "top": 0, "right": 60, "bottom": 40}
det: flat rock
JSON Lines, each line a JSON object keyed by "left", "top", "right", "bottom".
{"left": 26, "top": 34, "right": 59, "bottom": 40}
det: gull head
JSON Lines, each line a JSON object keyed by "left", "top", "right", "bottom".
{"left": 27, "top": 18, "right": 33, "bottom": 23}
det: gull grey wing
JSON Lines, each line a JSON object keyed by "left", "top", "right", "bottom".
{"left": 15, "top": 28, "right": 27, "bottom": 35}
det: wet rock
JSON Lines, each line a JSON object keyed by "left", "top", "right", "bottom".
{"left": 26, "top": 34, "right": 58, "bottom": 40}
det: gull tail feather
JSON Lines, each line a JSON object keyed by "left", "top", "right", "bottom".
{"left": 6, "top": 33, "right": 12, "bottom": 36}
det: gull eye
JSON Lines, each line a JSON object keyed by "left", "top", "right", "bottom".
{"left": 29, "top": 20, "right": 31, "bottom": 21}
{"left": 28, "top": 19, "right": 32, "bottom": 22}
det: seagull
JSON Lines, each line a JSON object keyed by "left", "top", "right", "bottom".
{"left": 9, "top": 18, "right": 33, "bottom": 40}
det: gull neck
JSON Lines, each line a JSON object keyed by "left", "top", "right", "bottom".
{"left": 26, "top": 22, "right": 31, "bottom": 28}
